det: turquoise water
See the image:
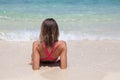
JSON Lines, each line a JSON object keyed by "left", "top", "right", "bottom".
{"left": 0, "top": 0, "right": 120, "bottom": 41}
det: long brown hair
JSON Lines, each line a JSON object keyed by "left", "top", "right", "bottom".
{"left": 40, "top": 18, "right": 59, "bottom": 47}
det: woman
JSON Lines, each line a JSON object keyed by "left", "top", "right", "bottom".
{"left": 31, "top": 18, "right": 67, "bottom": 70}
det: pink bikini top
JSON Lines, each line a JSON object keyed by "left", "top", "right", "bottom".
{"left": 40, "top": 42, "right": 58, "bottom": 61}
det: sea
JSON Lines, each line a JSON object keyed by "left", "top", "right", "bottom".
{"left": 0, "top": 0, "right": 120, "bottom": 41}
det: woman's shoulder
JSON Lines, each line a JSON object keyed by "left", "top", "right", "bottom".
{"left": 56, "top": 40, "right": 67, "bottom": 48}
{"left": 33, "top": 40, "right": 66, "bottom": 48}
{"left": 33, "top": 40, "right": 43, "bottom": 49}
{"left": 33, "top": 40, "right": 40, "bottom": 46}
{"left": 57, "top": 40, "right": 66, "bottom": 44}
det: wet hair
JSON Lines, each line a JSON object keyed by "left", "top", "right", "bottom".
{"left": 40, "top": 18, "right": 59, "bottom": 47}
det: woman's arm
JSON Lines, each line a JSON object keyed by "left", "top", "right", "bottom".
{"left": 60, "top": 41, "right": 67, "bottom": 69}
{"left": 32, "top": 41, "right": 40, "bottom": 70}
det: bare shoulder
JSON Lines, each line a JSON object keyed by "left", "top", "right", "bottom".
{"left": 32, "top": 40, "right": 42, "bottom": 49}
{"left": 57, "top": 40, "right": 67, "bottom": 48}
{"left": 33, "top": 40, "right": 39, "bottom": 46}
{"left": 58, "top": 40, "right": 66, "bottom": 44}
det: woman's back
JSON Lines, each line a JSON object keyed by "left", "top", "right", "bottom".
{"left": 35, "top": 41, "right": 66, "bottom": 62}
{"left": 31, "top": 18, "right": 67, "bottom": 70}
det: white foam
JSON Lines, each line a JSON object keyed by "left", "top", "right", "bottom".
{"left": 60, "top": 31, "right": 120, "bottom": 41}
{"left": 0, "top": 30, "right": 120, "bottom": 41}
{"left": 0, "top": 16, "right": 12, "bottom": 20}
{"left": 0, "top": 30, "right": 39, "bottom": 41}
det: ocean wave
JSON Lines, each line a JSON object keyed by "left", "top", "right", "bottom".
{"left": 0, "top": 16, "right": 12, "bottom": 20}
{"left": 0, "top": 30, "right": 39, "bottom": 41}
{"left": 0, "top": 30, "right": 120, "bottom": 41}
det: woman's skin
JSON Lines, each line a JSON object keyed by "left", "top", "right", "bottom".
{"left": 32, "top": 40, "right": 67, "bottom": 70}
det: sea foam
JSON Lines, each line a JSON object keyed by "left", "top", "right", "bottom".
{"left": 0, "top": 30, "right": 120, "bottom": 41}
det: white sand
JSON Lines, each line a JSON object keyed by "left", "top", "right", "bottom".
{"left": 0, "top": 40, "right": 120, "bottom": 80}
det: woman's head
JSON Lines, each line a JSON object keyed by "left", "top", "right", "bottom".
{"left": 40, "top": 18, "right": 59, "bottom": 47}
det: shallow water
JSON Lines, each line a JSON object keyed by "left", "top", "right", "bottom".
{"left": 0, "top": 0, "right": 120, "bottom": 41}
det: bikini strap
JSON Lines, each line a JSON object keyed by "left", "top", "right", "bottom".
{"left": 44, "top": 42, "right": 56, "bottom": 57}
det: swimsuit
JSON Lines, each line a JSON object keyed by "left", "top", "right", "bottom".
{"left": 40, "top": 42, "right": 58, "bottom": 61}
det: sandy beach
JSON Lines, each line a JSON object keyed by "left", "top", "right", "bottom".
{"left": 0, "top": 40, "right": 120, "bottom": 80}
